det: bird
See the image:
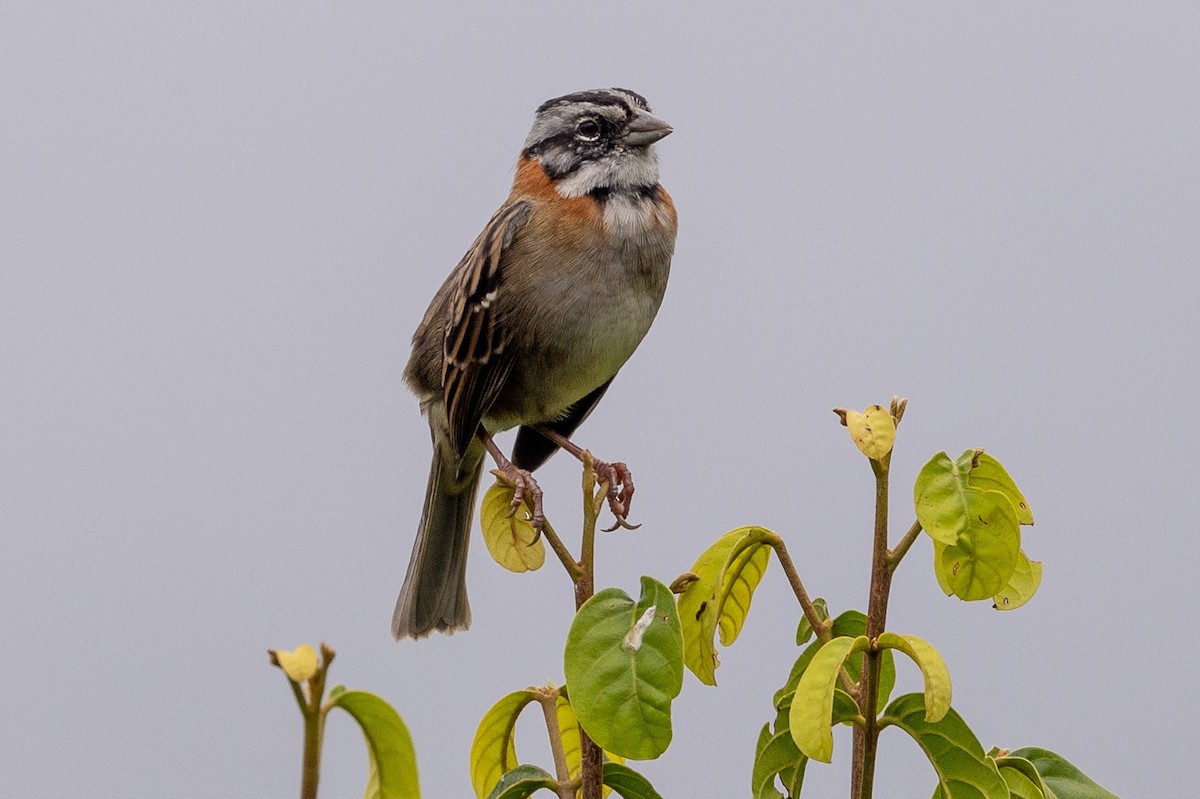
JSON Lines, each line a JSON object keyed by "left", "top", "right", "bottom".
{"left": 392, "top": 88, "right": 677, "bottom": 640}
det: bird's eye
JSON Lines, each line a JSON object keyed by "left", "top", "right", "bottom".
{"left": 575, "top": 118, "right": 601, "bottom": 141}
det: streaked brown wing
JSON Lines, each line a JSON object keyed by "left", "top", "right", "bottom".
{"left": 442, "top": 200, "right": 533, "bottom": 455}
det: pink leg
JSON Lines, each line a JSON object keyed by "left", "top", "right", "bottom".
{"left": 479, "top": 430, "right": 545, "bottom": 531}
{"left": 531, "top": 424, "right": 639, "bottom": 531}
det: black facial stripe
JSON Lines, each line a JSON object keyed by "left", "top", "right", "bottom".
{"left": 587, "top": 183, "right": 662, "bottom": 204}
{"left": 637, "top": 183, "right": 660, "bottom": 200}
{"left": 610, "top": 88, "right": 649, "bottom": 110}
{"left": 524, "top": 126, "right": 618, "bottom": 179}
{"left": 536, "top": 90, "right": 632, "bottom": 114}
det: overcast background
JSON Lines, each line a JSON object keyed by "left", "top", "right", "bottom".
{"left": 3, "top": 3, "right": 1196, "bottom": 797}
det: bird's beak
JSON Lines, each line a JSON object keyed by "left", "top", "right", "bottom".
{"left": 624, "top": 109, "right": 673, "bottom": 146}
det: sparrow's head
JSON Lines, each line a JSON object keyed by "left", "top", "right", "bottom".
{"left": 522, "top": 88, "right": 672, "bottom": 198}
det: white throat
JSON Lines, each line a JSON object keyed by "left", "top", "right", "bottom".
{"left": 551, "top": 147, "right": 660, "bottom": 199}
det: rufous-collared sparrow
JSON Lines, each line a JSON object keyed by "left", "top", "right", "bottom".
{"left": 393, "top": 88, "right": 676, "bottom": 639}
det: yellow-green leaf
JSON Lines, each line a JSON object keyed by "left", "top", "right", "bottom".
{"left": 469, "top": 690, "right": 535, "bottom": 799}
{"left": 935, "top": 491, "right": 1021, "bottom": 600}
{"left": 993, "top": 551, "right": 1043, "bottom": 611}
{"left": 717, "top": 527, "right": 777, "bottom": 647}
{"left": 480, "top": 482, "right": 544, "bottom": 573}
{"left": 844, "top": 405, "right": 896, "bottom": 460}
{"left": 677, "top": 528, "right": 752, "bottom": 685}
{"left": 931, "top": 541, "right": 955, "bottom": 596}
{"left": 966, "top": 451, "right": 1034, "bottom": 525}
{"left": 274, "top": 644, "right": 318, "bottom": 683}
{"left": 875, "top": 633, "right": 951, "bottom": 723}
{"left": 330, "top": 690, "right": 421, "bottom": 799}
{"left": 789, "top": 635, "right": 869, "bottom": 762}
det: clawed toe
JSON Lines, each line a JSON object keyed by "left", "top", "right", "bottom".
{"left": 492, "top": 464, "right": 546, "bottom": 531}
{"left": 594, "top": 459, "right": 640, "bottom": 532}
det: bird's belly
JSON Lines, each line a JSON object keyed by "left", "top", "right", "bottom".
{"left": 486, "top": 281, "right": 662, "bottom": 429}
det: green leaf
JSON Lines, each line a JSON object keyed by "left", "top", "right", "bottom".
{"left": 1008, "top": 747, "right": 1120, "bottom": 799}
{"left": 555, "top": 694, "right": 624, "bottom": 796}
{"left": 999, "top": 769, "right": 1046, "bottom": 799}
{"left": 964, "top": 450, "right": 1033, "bottom": 525}
{"left": 329, "top": 690, "right": 421, "bottom": 799}
{"left": 752, "top": 726, "right": 807, "bottom": 799}
{"left": 717, "top": 527, "right": 776, "bottom": 646}
{"left": 916, "top": 451, "right": 1024, "bottom": 544}
{"left": 565, "top": 577, "right": 684, "bottom": 760}
{"left": 676, "top": 529, "right": 744, "bottom": 686}
{"left": 484, "top": 765, "right": 556, "bottom": 799}
{"left": 789, "top": 635, "right": 869, "bottom": 762}
{"left": 996, "top": 756, "right": 1052, "bottom": 799}
{"left": 469, "top": 690, "right": 536, "bottom": 799}
{"left": 932, "top": 489, "right": 1021, "bottom": 600}
{"left": 879, "top": 693, "right": 1008, "bottom": 799}
{"left": 602, "top": 762, "right": 665, "bottom": 799}
{"left": 795, "top": 597, "right": 828, "bottom": 645}
{"left": 992, "top": 550, "right": 1043, "bottom": 610}
{"left": 875, "top": 633, "right": 952, "bottom": 722}
{"left": 773, "top": 609, "right": 895, "bottom": 717}
{"left": 914, "top": 452, "right": 974, "bottom": 545}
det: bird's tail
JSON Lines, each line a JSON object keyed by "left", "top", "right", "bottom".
{"left": 391, "top": 445, "right": 482, "bottom": 639}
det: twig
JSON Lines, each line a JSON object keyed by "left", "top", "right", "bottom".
{"left": 535, "top": 688, "right": 577, "bottom": 799}
{"left": 887, "top": 520, "right": 923, "bottom": 572}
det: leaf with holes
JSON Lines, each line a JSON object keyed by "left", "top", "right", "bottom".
{"left": 717, "top": 527, "right": 777, "bottom": 646}
{"left": 676, "top": 529, "right": 744, "bottom": 685}
{"left": 931, "top": 489, "right": 1021, "bottom": 600}
{"left": 844, "top": 404, "right": 897, "bottom": 460}
{"left": 993, "top": 550, "right": 1043, "bottom": 611}
{"left": 964, "top": 451, "right": 1034, "bottom": 525}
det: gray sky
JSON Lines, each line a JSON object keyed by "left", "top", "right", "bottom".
{"left": 3, "top": 2, "right": 1195, "bottom": 796}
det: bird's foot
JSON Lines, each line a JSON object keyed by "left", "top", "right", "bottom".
{"left": 593, "top": 459, "right": 639, "bottom": 532}
{"left": 492, "top": 463, "right": 545, "bottom": 531}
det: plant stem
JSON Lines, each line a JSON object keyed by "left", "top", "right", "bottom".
{"left": 576, "top": 456, "right": 603, "bottom": 799}
{"left": 539, "top": 516, "right": 583, "bottom": 582}
{"left": 771, "top": 539, "right": 830, "bottom": 643}
{"left": 536, "top": 689, "right": 578, "bottom": 799}
{"left": 300, "top": 702, "right": 323, "bottom": 799}
{"left": 886, "top": 520, "right": 923, "bottom": 572}
{"left": 300, "top": 645, "right": 334, "bottom": 799}
{"left": 774, "top": 537, "right": 860, "bottom": 695}
{"left": 852, "top": 457, "right": 892, "bottom": 799}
